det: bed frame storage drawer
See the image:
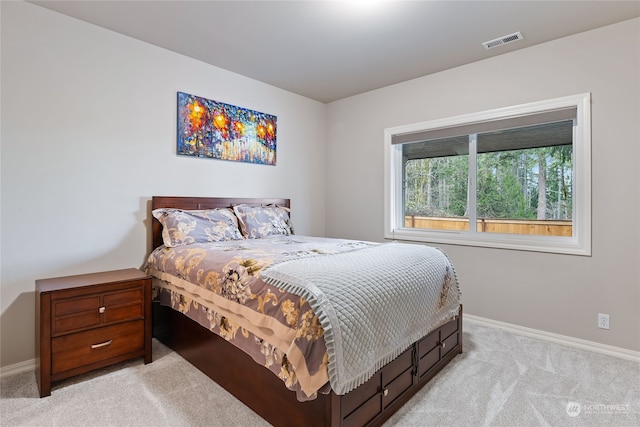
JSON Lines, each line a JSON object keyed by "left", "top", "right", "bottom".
{"left": 341, "top": 346, "right": 415, "bottom": 426}
{"left": 382, "top": 347, "right": 413, "bottom": 384}
{"left": 417, "top": 315, "right": 460, "bottom": 380}
{"left": 338, "top": 311, "right": 463, "bottom": 427}
{"left": 442, "top": 329, "right": 459, "bottom": 358}
{"left": 382, "top": 366, "right": 413, "bottom": 410}
{"left": 342, "top": 390, "right": 381, "bottom": 427}
{"left": 441, "top": 315, "right": 458, "bottom": 339}
{"left": 418, "top": 345, "right": 440, "bottom": 378}
{"left": 341, "top": 372, "right": 381, "bottom": 421}
{"left": 381, "top": 348, "right": 414, "bottom": 409}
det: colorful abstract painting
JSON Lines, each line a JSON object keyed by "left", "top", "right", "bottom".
{"left": 177, "top": 92, "right": 277, "bottom": 165}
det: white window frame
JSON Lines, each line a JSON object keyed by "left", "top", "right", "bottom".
{"left": 384, "top": 93, "right": 591, "bottom": 256}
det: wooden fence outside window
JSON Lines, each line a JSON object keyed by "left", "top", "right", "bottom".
{"left": 405, "top": 216, "right": 572, "bottom": 237}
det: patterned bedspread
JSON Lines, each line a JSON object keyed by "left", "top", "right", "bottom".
{"left": 144, "top": 235, "right": 460, "bottom": 401}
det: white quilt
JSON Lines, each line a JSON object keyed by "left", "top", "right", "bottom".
{"left": 260, "top": 242, "right": 461, "bottom": 395}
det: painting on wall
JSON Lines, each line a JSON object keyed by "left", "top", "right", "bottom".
{"left": 177, "top": 91, "right": 277, "bottom": 165}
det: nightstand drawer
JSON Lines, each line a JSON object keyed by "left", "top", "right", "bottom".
{"left": 103, "top": 287, "right": 144, "bottom": 323}
{"left": 54, "top": 295, "right": 101, "bottom": 317}
{"left": 104, "top": 287, "right": 143, "bottom": 307}
{"left": 53, "top": 311, "right": 101, "bottom": 335}
{"left": 51, "top": 320, "right": 144, "bottom": 374}
{"left": 53, "top": 295, "right": 102, "bottom": 335}
{"left": 103, "top": 302, "right": 143, "bottom": 324}
{"left": 52, "top": 287, "right": 144, "bottom": 336}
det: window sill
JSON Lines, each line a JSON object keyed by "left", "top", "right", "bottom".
{"left": 385, "top": 228, "right": 591, "bottom": 256}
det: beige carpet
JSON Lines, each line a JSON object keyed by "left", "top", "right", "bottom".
{"left": 2, "top": 321, "right": 639, "bottom": 426}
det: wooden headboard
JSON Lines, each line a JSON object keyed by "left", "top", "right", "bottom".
{"left": 151, "top": 196, "right": 291, "bottom": 250}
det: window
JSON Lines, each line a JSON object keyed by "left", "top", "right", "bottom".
{"left": 384, "top": 93, "right": 591, "bottom": 255}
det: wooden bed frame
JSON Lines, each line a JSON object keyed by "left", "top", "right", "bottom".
{"left": 150, "top": 196, "right": 462, "bottom": 427}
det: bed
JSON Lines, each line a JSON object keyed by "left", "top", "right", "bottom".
{"left": 147, "top": 196, "right": 462, "bottom": 427}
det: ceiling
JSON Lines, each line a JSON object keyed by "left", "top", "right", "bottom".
{"left": 29, "top": 1, "right": 640, "bottom": 103}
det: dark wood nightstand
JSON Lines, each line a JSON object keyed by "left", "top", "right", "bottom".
{"left": 35, "top": 268, "right": 152, "bottom": 397}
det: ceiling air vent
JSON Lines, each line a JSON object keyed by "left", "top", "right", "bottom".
{"left": 482, "top": 31, "right": 524, "bottom": 49}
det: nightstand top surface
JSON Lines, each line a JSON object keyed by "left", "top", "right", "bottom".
{"left": 36, "top": 268, "right": 150, "bottom": 293}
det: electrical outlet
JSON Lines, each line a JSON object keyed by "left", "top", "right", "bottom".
{"left": 598, "top": 313, "right": 610, "bottom": 330}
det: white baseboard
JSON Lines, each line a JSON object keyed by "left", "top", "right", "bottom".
{"left": 0, "top": 358, "right": 35, "bottom": 379}
{"left": 465, "top": 314, "right": 640, "bottom": 363}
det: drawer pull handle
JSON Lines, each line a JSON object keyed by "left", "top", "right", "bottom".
{"left": 99, "top": 307, "right": 106, "bottom": 314}
{"left": 440, "top": 341, "right": 446, "bottom": 349}
{"left": 382, "top": 388, "right": 389, "bottom": 397}
{"left": 91, "top": 340, "right": 112, "bottom": 349}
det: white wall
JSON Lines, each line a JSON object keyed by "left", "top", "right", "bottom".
{"left": 0, "top": 1, "right": 326, "bottom": 366}
{"left": 326, "top": 18, "right": 640, "bottom": 351}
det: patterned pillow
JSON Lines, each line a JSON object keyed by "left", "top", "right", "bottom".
{"left": 233, "top": 204, "right": 294, "bottom": 239}
{"left": 152, "top": 208, "right": 244, "bottom": 247}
